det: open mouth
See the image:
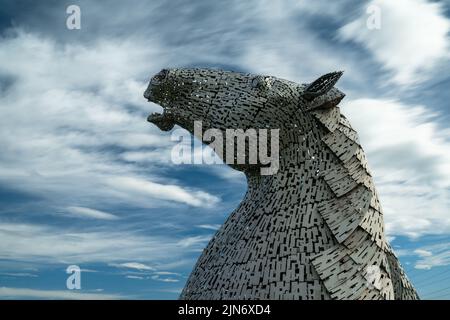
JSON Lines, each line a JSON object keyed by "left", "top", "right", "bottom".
{"left": 147, "top": 109, "right": 175, "bottom": 131}
{"left": 144, "top": 70, "right": 176, "bottom": 132}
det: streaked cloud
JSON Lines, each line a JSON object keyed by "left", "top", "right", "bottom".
{"left": 414, "top": 249, "right": 433, "bottom": 258}
{"left": 339, "top": 0, "right": 450, "bottom": 85}
{"left": 111, "top": 262, "right": 155, "bottom": 271}
{"left": 107, "top": 176, "right": 219, "bottom": 207}
{"left": 0, "top": 222, "right": 210, "bottom": 265}
{"left": 177, "top": 235, "right": 212, "bottom": 249}
{"left": 151, "top": 275, "right": 180, "bottom": 283}
{"left": 153, "top": 271, "right": 181, "bottom": 276}
{"left": 0, "top": 30, "right": 216, "bottom": 213}
{"left": 414, "top": 242, "right": 450, "bottom": 270}
{"left": 343, "top": 98, "right": 450, "bottom": 238}
{"left": 388, "top": 242, "right": 450, "bottom": 270}
{"left": 0, "top": 287, "right": 123, "bottom": 300}
{"left": 66, "top": 206, "right": 119, "bottom": 220}
{"left": 196, "top": 224, "right": 222, "bottom": 231}
{"left": 0, "top": 272, "right": 38, "bottom": 278}
{"left": 0, "top": 0, "right": 449, "bottom": 299}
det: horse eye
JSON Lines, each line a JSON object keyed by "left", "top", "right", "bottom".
{"left": 154, "top": 69, "right": 169, "bottom": 82}
{"left": 252, "top": 76, "right": 265, "bottom": 89}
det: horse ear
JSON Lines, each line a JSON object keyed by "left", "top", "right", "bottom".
{"left": 302, "top": 71, "right": 345, "bottom": 110}
{"left": 303, "top": 71, "right": 343, "bottom": 101}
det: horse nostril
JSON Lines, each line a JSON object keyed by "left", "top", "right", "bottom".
{"left": 146, "top": 69, "right": 169, "bottom": 101}
{"left": 144, "top": 90, "right": 151, "bottom": 100}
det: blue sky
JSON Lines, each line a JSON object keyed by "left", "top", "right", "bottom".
{"left": 0, "top": 0, "right": 449, "bottom": 299}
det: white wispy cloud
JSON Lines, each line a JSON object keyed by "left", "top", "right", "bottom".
{"left": 0, "top": 222, "right": 211, "bottom": 265}
{"left": 66, "top": 206, "right": 119, "bottom": 220}
{"left": 111, "top": 262, "right": 155, "bottom": 271}
{"left": 414, "top": 249, "right": 433, "bottom": 258}
{"left": 414, "top": 242, "right": 450, "bottom": 270}
{"left": 343, "top": 98, "right": 450, "bottom": 238}
{"left": 235, "top": 1, "right": 367, "bottom": 83}
{"left": 120, "top": 150, "right": 172, "bottom": 164}
{"left": 339, "top": 0, "right": 450, "bottom": 85}
{"left": 0, "top": 272, "right": 38, "bottom": 278}
{"left": 151, "top": 275, "right": 179, "bottom": 283}
{"left": 393, "top": 242, "right": 450, "bottom": 270}
{"left": 196, "top": 224, "right": 222, "bottom": 231}
{"left": 153, "top": 271, "right": 181, "bottom": 276}
{"left": 156, "top": 288, "right": 183, "bottom": 294}
{"left": 386, "top": 241, "right": 450, "bottom": 270}
{"left": 0, "top": 29, "right": 217, "bottom": 211}
{"left": 79, "top": 268, "right": 98, "bottom": 273}
{"left": 111, "top": 263, "right": 184, "bottom": 282}
{"left": 107, "top": 176, "right": 219, "bottom": 207}
{"left": 0, "top": 287, "right": 123, "bottom": 300}
{"left": 177, "top": 235, "right": 212, "bottom": 249}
